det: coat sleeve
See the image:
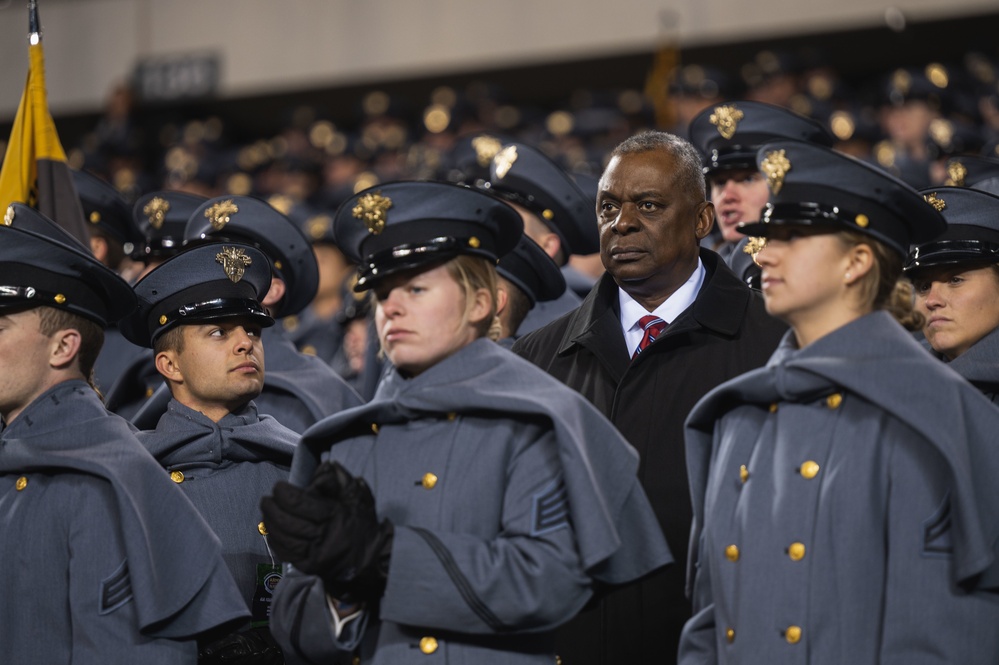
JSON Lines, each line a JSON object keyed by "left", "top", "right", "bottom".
{"left": 378, "top": 428, "right": 593, "bottom": 634}
{"left": 269, "top": 566, "right": 367, "bottom": 664}
{"left": 67, "top": 476, "right": 196, "bottom": 664}
{"left": 878, "top": 430, "right": 999, "bottom": 664}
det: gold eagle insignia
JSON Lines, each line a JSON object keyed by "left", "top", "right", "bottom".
{"left": 923, "top": 192, "right": 947, "bottom": 211}
{"left": 3, "top": 206, "right": 14, "bottom": 226}
{"left": 352, "top": 191, "right": 393, "bottom": 235}
{"left": 143, "top": 196, "right": 171, "bottom": 230}
{"left": 493, "top": 145, "right": 518, "bottom": 179}
{"left": 709, "top": 105, "right": 744, "bottom": 140}
{"left": 205, "top": 199, "right": 239, "bottom": 231}
{"left": 216, "top": 246, "right": 253, "bottom": 283}
{"left": 945, "top": 161, "right": 967, "bottom": 187}
{"left": 760, "top": 149, "right": 791, "bottom": 195}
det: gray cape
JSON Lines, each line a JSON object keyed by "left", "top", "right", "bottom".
{"left": 927, "top": 324, "right": 999, "bottom": 403}
{"left": 293, "top": 338, "right": 671, "bottom": 583}
{"left": 687, "top": 311, "right": 999, "bottom": 590}
{"left": 0, "top": 381, "right": 249, "bottom": 637}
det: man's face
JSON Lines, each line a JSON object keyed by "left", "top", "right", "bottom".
{"left": 708, "top": 168, "right": 770, "bottom": 243}
{"left": 597, "top": 150, "right": 712, "bottom": 308}
{"left": 168, "top": 319, "right": 265, "bottom": 416}
{"left": 0, "top": 309, "right": 57, "bottom": 423}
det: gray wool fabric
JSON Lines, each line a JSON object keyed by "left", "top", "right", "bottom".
{"left": 682, "top": 311, "right": 999, "bottom": 664}
{"left": 0, "top": 381, "right": 249, "bottom": 663}
{"left": 271, "top": 339, "right": 671, "bottom": 664}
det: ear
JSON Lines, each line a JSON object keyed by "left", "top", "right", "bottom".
{"left": 155, "top": 348, "right": 184, "bottom": 384}
{"left": 495, "top": 283, "right": 510, "bottom": 317}
{"left": 466, "top": 287, "right": 493, "bottom": 326}
{"left": 695, "top": 201, "right": 715, "bottom": 240}
{"left": 844, "top": 243, "right": 875, "bottom": 285}
{"left": 49, "top": 329, "right": 82, "bottom": 370}
{"left": 537, "top": 231, "right": 562, "bottom": 262}
{"left": 262, "top": 277, "right": 287, "bottom": 309}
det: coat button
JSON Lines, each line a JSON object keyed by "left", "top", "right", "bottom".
{"left": 258, "top": 521, "right": 268, "bottom": 536}
{"left": 371, "top": 423, "right": 379, "bottom": 434}
{"left": 170, "top": 470, "right": 185, "bottom": 483}
{"left": 725, "top": 544, "right": 739, "bottom": 562}
{"left": 739, "top": 465, "right": 749, "bottom": 483}
{"left": 800, "top": 461, "right": 820, "bottom": 479}
{"left": 15, "top": 476, "right": 27, "bottom": 491}
{"left": 769, "top": 402, "right": 778, "bottom": 413}
{"left": 422, "top": 473, "right": 438, "bottom": 489}
{"left": 785, "top": 625, "right": 802, "bottom": 644}
{"left": 446, "top": 412, "right": 457, "bottom": 421}
{"left": 145, "top": 387, "right": 155, "bottom": 398}
{"left": 352, "top": 657, "right": 360, "bottom": 665}
{"left": 788, "top": 542, "right": 805, "bottom": 561}
{"left": 726, "top": 627, "right": 736, "bottom": 643}
{"left": 419, "top": 636, "right": 438, "bottom": 654}
{"left": 302, "top": 344, "right": 317, "bottom": 356}
{"left": 825, "top": 393, "right": 843, "bottom": 409}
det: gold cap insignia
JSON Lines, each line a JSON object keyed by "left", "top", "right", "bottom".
{"left": 542, "top": 209, "right": 555, "bottom": 220}
{"left": 945, "top": 161, "right": 967, "bottom": 187}
{"left": 709, "top": 105, "right": 744, "bottom": 140}
{"left": 54, "top": 294, "right": 67, "bottom": 304}
{"left": 307, "top": 215, "right": 332, "bottom": 240}
{"left": 468, "top": 236, "right": 481, "bottom": 249}
{"left": 493, "top": 145, "right": 518, "bottom": 179}
{"left": 743, "top": 237, "right": 767, "bottom": 266}
{"left": 855, "top": 214, "right": 869, "bottom": 228}
{"left": 891, "top": 69, "right": 912, "bottom": 95}
{"left": 352, "top": 191, "right": 393, "bottom": 235}
{"left": 929, "top": 119, "right": 953, "bottom": 149}
{"left": 471, "top": 135, "right": 502, "bottom": 167}
{"left": 216, "top": 246, "right": 253, "bottom": 283}
{"left": 89, "top": 211, "right": 101, "bottom": 224}
{"left": 268, "top": 194, "right": 294, "bottom": 216}
{"left": 159, "top": 314, "right": 168, "bottom": 325}
{"left": 924, "top": 192, "right": 946, "bottom": 211}
{"left": 3, "top": 206, "right": 14, "bottom": 226}
{"left": 143, "top": 196, "right": 171, "bottom": 230}
{"left": 760, "top": 149, "right": 791, "bottom": 195}
{"left": 205, "top": 199, "right": 239, "bottom": 231}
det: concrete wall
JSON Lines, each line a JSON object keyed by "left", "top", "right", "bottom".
{"left": 0, "top": 0, "right": 993, "bottom": 119}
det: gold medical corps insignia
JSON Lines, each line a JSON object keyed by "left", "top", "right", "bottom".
{"left": 761, "top": 149, "right": 791, "bottom": 195}
{"left": 709, "top": 105, "right": 744, "bottom": 140}
{"left": 205, "top": 199, "right": 239, "bottom": 231}
{"left": 352, "top": 191, "right": 393, "bottom": 235}
{"left": 216, "top": 246, "right": 252, "bottom": 283}
{"left": 144, "top": 196, "right": 171, "bottom": 230}
{"left": 493, "top": 145, "right": 518, "bottom": 179}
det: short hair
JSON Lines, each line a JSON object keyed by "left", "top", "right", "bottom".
{"left": 153, "top": 325, "right": 186, "bottom": 357}
{"left": 36, "top": 306, "right": 105, "bottom": 384}
{"left": 609, "top": 130, "right": 707, "bottom": 200}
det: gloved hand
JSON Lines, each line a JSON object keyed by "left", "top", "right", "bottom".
{"left": 260, "top": 461, "right": 394, "bottom": 602}
{"left": 198, "top": 626, "right": 283, "bottom": 664}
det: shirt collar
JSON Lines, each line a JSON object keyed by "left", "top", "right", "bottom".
{"left": 618, "top": 258, "right": 705, "bottom": 341}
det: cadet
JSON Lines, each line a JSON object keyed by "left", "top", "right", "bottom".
{"left": 133, "top": 197, "right": 363, "bottom": 432}
{"left": 513, "top": 130, "right": 786, "bottom": 665}
{"left": 72, "top": 169, "right": 145, "bottom": 394}
{"left": 681, "top": 140, "right": 999, "bottom": 664}
{"left": 907, "top": 186, "right": 999, "bottom": 402}
{"left": 0, "top": 204, "right": 248, "bottom": 663}
{"left": 486, "top": 141, "right": 600, "bottom": 336}
{"left": 260, "top": 181, "right": 670, "bottom": 664}
{"left": 495, "top": 234, "right": 566, "bottom": 345}
{"left": 104, "top": 190, "right": 208, "bottom": 420}
{"left": 120, "top": 243, "right": 300, "bottom": 663}
{"left": 688, "top": 100, "right": 833, "bottom": 284}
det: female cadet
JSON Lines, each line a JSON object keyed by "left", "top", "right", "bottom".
{"left": 260, "top": 181, "right": 670, "bottom": 665}
{"left": 679, "top": 140, "right": 999, "bottom": 664}
{"left": 906, "top": 186, "right": 999, "bottom": 402}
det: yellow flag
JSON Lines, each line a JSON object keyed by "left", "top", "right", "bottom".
{"left": 0, "top": 39, "right": 89, "bottom": 244}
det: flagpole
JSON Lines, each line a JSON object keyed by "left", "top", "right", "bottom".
{"left": 28, "top": 0, "right": 41, "bottom": 44}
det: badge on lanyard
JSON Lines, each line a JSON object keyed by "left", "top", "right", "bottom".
{"left": 251, "top": 563, "right": 283, "bottom": 627}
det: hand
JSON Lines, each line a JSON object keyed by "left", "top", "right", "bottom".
{"left": 260, "top": 461, "right": 394, "bottom": 602}
{"left": 198, "top": 626, "right": 283, "bottom": 664}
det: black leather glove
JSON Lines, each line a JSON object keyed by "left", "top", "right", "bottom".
{"left": 260, "top": 461, "right": 394, "bottom": 602}
{"left": 198, "top": 626, "right": 283, "bottom": 664}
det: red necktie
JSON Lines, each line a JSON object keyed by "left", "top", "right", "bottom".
{"left": 632, "top": 315, "right": 667, "bottom": 359}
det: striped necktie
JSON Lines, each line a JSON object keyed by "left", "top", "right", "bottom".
{"left": 632, "top": 315, "right": 667, "bottom": 359}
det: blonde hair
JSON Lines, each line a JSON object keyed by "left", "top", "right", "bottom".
{"left": 837, "top": 230, "right": 924, "bottom": 331}
{"left": 444, "top": 255, "right": 500, "bottom": 341}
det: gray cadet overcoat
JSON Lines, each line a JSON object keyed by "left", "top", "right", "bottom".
{"left": 0, "top": 381, "right": 249, "bottom": 664}
{"left": 138, "top": 399, "right": 298, "bottom": 612}
{"left": 681, "top": 312, "right": 999, "bottom": 664}
{"left": 270, "top": 339, "right": 671, "bottom": 665}
{"left": 926, "top": 323, "right": 999, "bottom": 404}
